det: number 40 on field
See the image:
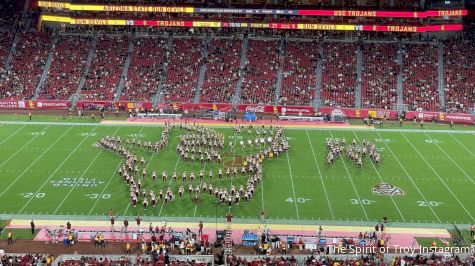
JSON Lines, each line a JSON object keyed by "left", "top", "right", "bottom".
{"left": 286, "top": 198, "right": 311, "bottom": 203}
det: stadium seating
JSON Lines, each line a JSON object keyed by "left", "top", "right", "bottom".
{"left": 119, "top": 36, "right": 167, "bottom": 101}
{"left": 39, "top": 35, "right": 90, "bottom": 100}
{"left": 240, "top": 39, "right": 279, "bottom": 104}
{"left": 161, "top": 38, "right": 204, "bottom": 103}
{"left": 0, "top": 0, "right": 22, "bottom": 29}
{"left": 443, "top": 40, "right": 475, "bottom": 114}
{"left": 279, "top": 41, "right": 318, "bottom": 106}
{"left": 0, "top": 253, "right": 53, "bottom": 265}
{"left": 60, "top": 256, "right": 130, "bottom": 266}
{"left": 361, "top": 43, "right": 399, "bottom": 109}
{"left": 321, "top": 43, "right": 357, "bottom": 107}
{"left": 0, "top": 32, "right": 13, "bottom": 68}
{"left": 200, "top": 38, "right": 242, "bottom": 103}
{"left": 402, "top": 44, "right": 439, "bottom": 111}
{"left": 82, "top": 35, "right": 129, "bottom": 100}
{"left": 0, "top": 32, "right": 52, "bottom": 100}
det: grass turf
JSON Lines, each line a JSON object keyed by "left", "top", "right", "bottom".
{"left": 0, "top": 228, "right": 39, "bottom": 240}
{"left": 0, "top": 121, "right": 474, "bottom": 226}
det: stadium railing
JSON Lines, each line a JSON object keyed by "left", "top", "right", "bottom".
{"left": 53, "top": 254, "right": 214, "bottom": 265}
{"left": 278, "top": 115, "right": 324, "bottom": 122}
{"left": 136, "top": 113, "right": 183, "bottom": 119}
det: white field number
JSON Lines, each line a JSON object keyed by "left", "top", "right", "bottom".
{"left": 424, "top": 139, "right": 441, "bottom": 144}
{"left": 417, "top": 200, "right": 442, "bottom": 207}
{"left": 20, "top": 192, "right": 45, "bottom": 198}
{"left": 350, "top": 198, "right": 375, "bottom": 205}
{"left": 286, "top": 197, "right": 311, "bottom": 203}
{"left": 79, "top": 132, "right": 97, "bottom": 137}
{"left": 374, "top": 138, "right": 393, "bottom": 143}
{"left": 86, "top": 193, "right": 111, "bottom": 199}
{"left": 30, "top": 132, "right": 46, "bottom": 136}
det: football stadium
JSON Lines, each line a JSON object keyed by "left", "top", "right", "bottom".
{"left": 0, "top": 0, "right": 474, "bottom": 265}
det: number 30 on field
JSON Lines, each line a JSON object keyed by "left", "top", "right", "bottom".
{"left": 86, "top": 194, "right": 111, "bottom": 199}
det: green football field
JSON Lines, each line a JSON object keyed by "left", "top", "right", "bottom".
{"left": 0, "top": 120, "right": 474, "bottom": 225}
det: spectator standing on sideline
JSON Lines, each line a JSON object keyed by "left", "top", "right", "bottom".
{"left": 198, "top": 221, "right": 203, "bottom": 236}
{"left": 124, "top": 218, "right": 129, "bottom": 233}
{"left": 30, "top": 220, "right": 35, "bottom": 235}
{"left": 66, "top": 221, "right": 71, "bottom": 230}
{"left": 7, "top": 230, "right": 13, "bottom": 245}
{"left": 126, "top": 242, "right": 131, "bottom": 254}
{"left": 470, "top": 224, "right": 475, "bottom": 237}
{"left": 135, "top": 216, "right": 142, "bottom": 230}
{"left": 110, "top": 216, "right": 115, "bottom": 231}
{"left": 226, "top": 212, "right": 233, "bottom": 229}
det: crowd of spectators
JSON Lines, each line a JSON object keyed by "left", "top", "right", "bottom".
{"left": 39, "top": 35, "right": 91, "bottom": 100}
{"left": 240, "top": 40, "right": 280, "bottom": 105}
{"left": 0, "top": 32, "right": 52, "bottom": 100}
{"left": 82, "top": 35, "right": 129, "bottom": 100}
{"left": 225, "top": 255, "right": 299, "bottom": 266}
{"left": 392, "top": 254, "right": 475, "bottom": 266}
{"left": 0, "top": 253, "right": 55, "bottom": 265}
{"left": 119, "top": 36, "right": 167, "bottom": 101}
{"left": 443, "top": 40, "right": 475, "bottom": 114}
{"left": 280, "top": 41, "right": 318, "bottom": 106}
{"left": 361, "top": 43, "right": 399, "bottom": 109}
{"left": 0, "top": 0, "right": 23, "bottom": 30}
{"left": 200, "top": 38, "right": 242, "bottom": 103}
{"left": 60, "top": 256, "right": 129, "bottom": 266}
{"left": 161, "top": 37, "right": 204, "bottom": 103}
{"left": 0, "top": 32, "right": 13, "bottom": 66}
{"left": 321, "top": 43, "right": 357, "bottom": 107}
{"left": 402, "top": 44, "right": 439, "bottom": 111}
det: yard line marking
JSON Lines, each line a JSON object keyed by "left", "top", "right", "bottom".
{"left": 425, "top": 133, "right": 475, "bottom": 186}
{"left": 376, "top": 131, "right": 441, "bottom": 222}
{"left": 305, "top": 130, "right": 334, "bottom": 220}
{"left": 0, "top": 124, "right": 27, "bottom": 146}
{"left": 17, "top": 126, "right": 97, "bottom": 213}
{"left": 89, "top": 127, "right": 145, "bottom": 215}
{"left": 446, "top": 134, "right": 475, "bottom": 184}
{"left": 0, "top": 125, "right": 69, "bottom": 198}
{"left": 226, "top": 130, "right": 239, "bottom": 213}
{"left": 123, "top": 129, "right": 160, "bottom": 216}
{"left": 53, "top": 127, "right": 121, "bottom": 214}
{"left": 449, "top": 134, "right": 475, "bottom": 158}
{"left": 193, "top": 160, "right": 208, "bottom": 217}
{"left": 158, "top": 155, "right": 181, "bottom": 216}
{"left": 0, "top": 125, "right": 51, "bottom": 169}
{"left": 329, "top": 131, "right": 369, "bottom": 221}
{"left": 352, "top": 131, "right": 406, "bottom": 222}
{"left": 285, "top": 152, "right": 300, "bottom": 220}
{"left": 400, "top": 132, "right": 474, "bottom": 221}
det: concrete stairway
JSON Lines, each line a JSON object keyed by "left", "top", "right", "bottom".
{"left": 114, "top": 32, "right": 136, "bottom": 101}
{"left": 151, "top": 35, "right": 173, "bottom": 108}
{"left": 273, "top": 37, "right": 285, "bottom": 105}
{"left": 232, "top": 33, "right": 249, "bottom": 106}
{"left": 193, "top": 35, "right": 210, "bottom": 103}
{"left": 71, "top": 32, "right": 98, "bottom": 105}
{"left": 33, "top": 35, "right": 59, "bottom": 99}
